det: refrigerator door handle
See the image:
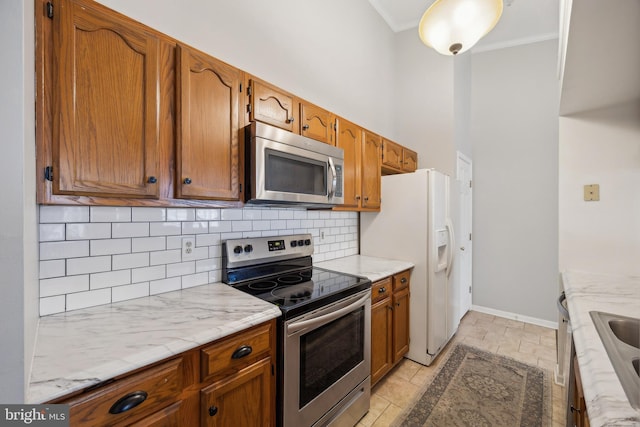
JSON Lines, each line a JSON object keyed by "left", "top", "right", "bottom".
{"left": 445, "top": 218, "right": 455, "bottom": 279}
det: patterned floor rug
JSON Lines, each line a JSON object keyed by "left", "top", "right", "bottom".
{"left": 392, "top": 344, "right": 552, "bottom": 427}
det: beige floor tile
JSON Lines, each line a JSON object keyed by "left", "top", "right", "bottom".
{"left": 374, "top": 374, "right": 421, "bottom": 408}
{"left": 371, "top": 403, "right": 404, "bottom": 427}
{"left": 389, "top": 358, "right": 421, "bottom": 382}
{"left": 505, "top": 326, "right": 541, "bottom": 344}
{"left": 358, "top": 394, "right": 390, "bottom": 427}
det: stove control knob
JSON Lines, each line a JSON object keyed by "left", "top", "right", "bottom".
{"left": 297, "top": 239, "right": 304, "bottom": 246}
{"left": 304, "top": 239, "right": 311, "bottom": 246}
{"left": 244, "top": 244, "right": 253, "bottom": 253}
{"left": 290, "top": 240, "right": 297, "bottom": 247}
{"left": 233, "top": 245, "right": 243, "bottom": 254}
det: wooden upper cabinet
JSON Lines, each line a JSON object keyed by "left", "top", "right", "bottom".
{"left": 176, "top": 45, "right": 241, "bottom": 201}
{"left": 335, "top": 118, "right": 362, "bottom": 208}
{"left": 247, "top": 78, "right": 297, "bottom": 132}
{"left": 402, "top": 148, "right": 418, "bottom": 172}
{"left": 51, "top": 0, "right": 160, "bottom": 198}
{"left": 361, "top": 130, "right": 382, "bottom": 210}
{"left": 382, "top": 139, "right": 403, "bottom": 170}
{"left": 300, "top": 102, "right": 334, "bottom": 145}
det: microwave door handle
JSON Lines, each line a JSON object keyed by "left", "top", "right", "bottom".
{"left": 328, "top": 157, "right": 337, "bottom": 199}
{"left": 287, "top": 292, "right": 369, "bottom": 334}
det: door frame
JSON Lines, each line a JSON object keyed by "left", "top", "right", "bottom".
{"left": 456, "top": 151, "right": 473, "bottom": 316}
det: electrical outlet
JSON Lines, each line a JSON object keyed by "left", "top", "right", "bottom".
{"left": 319, "top": 228, "right": 327, "bottom": 243}
{"left": 182, "top": 237, "right": 195, "bottom": 260}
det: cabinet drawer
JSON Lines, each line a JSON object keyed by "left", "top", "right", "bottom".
{"left": 371, "top": 277, "right": 392, "bottom": 303}
{"left": 65, "top": 357, "right": 184, "bottom": 427}
{"left": 393, "top": 270, "right": 411, "bottom": 292}
{"left": 201, "top": 323, "right": 272, "bottom": 382}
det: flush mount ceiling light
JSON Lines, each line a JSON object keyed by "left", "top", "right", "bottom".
{"left": 418, "top": 0, "right": 504, "bottom": 56}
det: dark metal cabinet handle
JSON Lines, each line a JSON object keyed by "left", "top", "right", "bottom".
{"left": 208, "top": 406, "right": 218, "bottom": 416}
{"left": 400, "top": 277, "right": 407, "bottom": 284}
{"left": 302, "top": 124, "right": 309, "bottom": 130}
{"left": 183, "top": 177, "right": 192, "bottom": 185}
{"left": 108, "top": 391, "right": 148, "bottom": 414}
{"left": 287, "top": 117, "right": 295, "bottom": 123}
{"left": 147, "top": 176, "right": 157, "bottom": 184}
{"left": 231, "top": 345, "right": 253, "bottom": 359}
{"left": 378, "top": 287, "right": 386, "bottom": 293}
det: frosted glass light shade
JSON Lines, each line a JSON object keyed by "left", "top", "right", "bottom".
{"left": 418, "top": 0, "right": 503, "bottom": 55}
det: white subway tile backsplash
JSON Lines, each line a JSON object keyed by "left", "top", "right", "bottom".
{"left": 40, "top": 240, "right": 89, "bottom": 260}
{"left": 167, "top": 208, "right": 195, "bottom": 221}
{"left": 91, "top": 270, "right": 130, "bottom": 289}
{"left": 40, "top": 205, "right": 89, "bottom": 223}
{"left": 131, "top": 207, "right": 166, "bottom": 222}
{"left": 150, "top": 277, "right": 181, "bottom": 295}
{"left": 40, "top": 295, "right": 66, "bottom": 316}
{"left": 39, "top": 224, "right": 65, "bottom": 242}
{"left": 112, "top": 222, "right": 149, "bottom": 238}
{"left": 66, "top": 223, "right": 111, "bottom": 240}
{"left": 196, "top": 208, "right": 220, "bottom": 221}
{"left": 41, "top": 275, "right": 89, "bottom": 297}
{"left": 131, "top": 236, "right": 165, "bottom": 253}
{"left": 90, "top": 238, "right": 131, "bottom": 256}
{"left": 90, "top": 206, "right": 132, "bottom": 223}
{"left": 149, "top": 222, "right": 182, "bottom": 236}
{"left": 167, "top": 261, "right": 195, "bottom": 278}
{"left": 112, "top": 282, "right": 149, "bottom": 302}
{"left": 182, "top": 221, "right": 209, "bottom": 234}
{"left": 67, "top": 256, "right": 111, "bottom": 275}
{"left": 182, "top": 272, "right": 208, "bottom": 289}
{"left": 150, "top": 249, "right": 181, "bottom": 266}
{"left": 132, "top": 265, "right": 165, "bottom": 283}
{"left": 112, "top": 252, "right": 149, "bottom": 270}
{"left": 39, "top": 260, "right": 65, "bottom": 279}
{"left": 67, "top": 288, "right": 111, "bottom": 311}
{"left": 220, "top": 209, "right": 243, "bottom": 220}
{"left": 39, "top": 207, "right": 358, "bottom": 314}
{"left": 208, "top": 221, "right": 232, "bottom": 233}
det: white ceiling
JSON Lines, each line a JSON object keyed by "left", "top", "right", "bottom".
{"left": 367, "top": 0, "right": 559, "bottom": 51}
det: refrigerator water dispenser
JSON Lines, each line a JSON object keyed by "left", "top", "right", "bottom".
{"left": 436, "top": 229, "right": 449, "bottom": 272}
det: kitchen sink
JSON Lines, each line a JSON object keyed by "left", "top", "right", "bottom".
{"left": 590, "top": 311, "right": 640, "bottom": 409}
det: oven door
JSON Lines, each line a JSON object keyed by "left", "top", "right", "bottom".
{"left": 251, "top": 134, "right": 344, "bottom": 206}
{"left": 283, "top": 289, "right": 371, "bottom": 427}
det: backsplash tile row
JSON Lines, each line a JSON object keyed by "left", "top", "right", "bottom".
{"left": 38, "top": 206, "right": 359, "bottom": 316}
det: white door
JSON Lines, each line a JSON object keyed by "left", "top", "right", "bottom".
{"left": 457, "top": 152, "right": 473, "bottom": 316}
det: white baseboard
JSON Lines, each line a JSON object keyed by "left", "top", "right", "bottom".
{"left": 470, "top": 305, "right": 557, "bottom": 330}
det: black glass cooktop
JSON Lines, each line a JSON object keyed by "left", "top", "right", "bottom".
{"left": 229, "top": 267, "right": 371, "bottom": 319}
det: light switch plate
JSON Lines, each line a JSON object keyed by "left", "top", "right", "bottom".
{"left": 584, "top": 184, "right": 600, "bottom": 201}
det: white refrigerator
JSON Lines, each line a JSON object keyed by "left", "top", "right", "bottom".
{"left": 360, "top": 169, "right": 457, "bottom": 366}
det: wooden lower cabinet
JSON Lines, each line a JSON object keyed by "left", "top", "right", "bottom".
{"left": 55, "top": 320, "right": 276, "bottom": 427}
{"left": 570, "top": 354, "right": 590, "bottom": 427}
{"left": 370, "top": 270, "right": 412, "bottom": 386}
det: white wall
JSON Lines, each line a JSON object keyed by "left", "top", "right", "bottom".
{"left": 393, "top": 28, "right": 456, "bottom": 174}
{"left": 559, "top": 101, "right": 640, "bottom": 275}
{"left": 471, "top": 40, "right": 559, "bottom": 323}
{"left": 98, "top": 0, "right": 396, "bottom": 138}
{"left": 0, "top": 0, "right": 38, "bottom": 402}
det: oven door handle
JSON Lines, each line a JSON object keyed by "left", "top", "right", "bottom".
{"left": 287, "top": 293, "right": 369, "bottom": 334}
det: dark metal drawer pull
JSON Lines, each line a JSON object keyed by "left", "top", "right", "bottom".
{"left": 231, "top": 345, "right": 253, "bottom": 359}
{"left": 109, "top": 391, "right": 148, "bottom": 414}
{"left": 208, "top": 406, "right": 218, "bottom": 416}
{"left": 400, "top": 277, "right": 407, "bottom": 284}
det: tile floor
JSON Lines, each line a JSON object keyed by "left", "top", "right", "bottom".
{"left": 357, "top": 310, "right": 567, "bottom": 427}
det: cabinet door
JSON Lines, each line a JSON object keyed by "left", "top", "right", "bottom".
{"left": 382, "top": 139, "right": 402, "bottom": 170}
{"left": 371, "top": 296, "right": 393, "bottom": 386}
{"left": 201, "top": 358, "right": 273, "bottom": 427}
{"left": 128, "top": 402, "right": 183, "bottom": 427}
{"left": 361, "top": 130, "right": 382, "bottom": 210}
{"left": 392, "top": 286, "right": 410, "bottom": 363}
{"left": 335, "top": 118, "right": 362, "bottom": 209}
{"left": 52, "top": 0, "right": 160, "bottom": 198}
{"left": 300, "top": 102, "right": 334, "bottom": 145}
{"left": 402, "top": 148, "right": 418, "bottom": 172}
{"left": 176, "top": 45, "right": 240, "bottom": 200}
{"left": 249, "top": 79, "right": 297, "bottom": 132}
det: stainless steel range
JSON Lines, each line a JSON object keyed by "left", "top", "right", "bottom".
{"left": 222, "top": 234, "right": 371, "bottom": 427}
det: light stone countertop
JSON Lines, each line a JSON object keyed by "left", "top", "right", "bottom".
{"left": 562, "top": 270, "right": 640, "bottom": 427}
{"left": 27, "top": 283, "right": 281, "bottom": 404}
{"left": 316, "top": 254, "right": 414, "bottom": 282}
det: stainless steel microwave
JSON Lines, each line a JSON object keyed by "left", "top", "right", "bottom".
{"left": 245, "top": 122, "right": 344, "bottom": 207}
